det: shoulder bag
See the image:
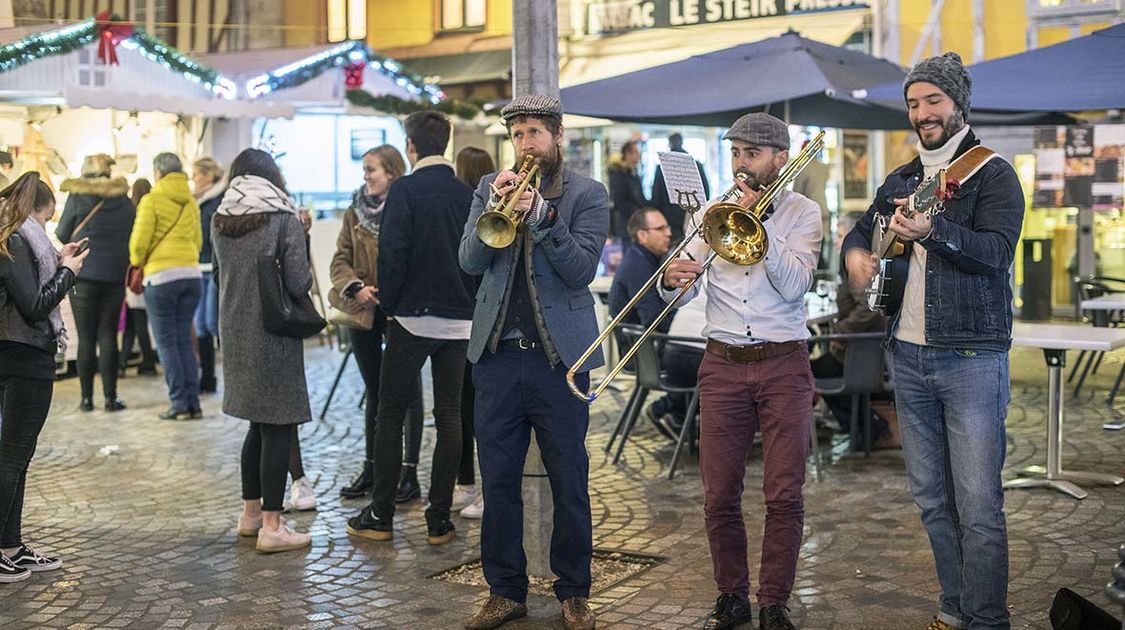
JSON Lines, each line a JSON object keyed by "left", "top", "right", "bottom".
{"left": 259, "top": 214, "right": 326, "bottom": 339}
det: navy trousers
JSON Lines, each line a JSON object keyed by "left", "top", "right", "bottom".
{"left": 473, "top": 345, "right": 593, "bottom": 603}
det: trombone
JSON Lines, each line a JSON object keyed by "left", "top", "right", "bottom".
{"left": 476, "top": 155, "right": 541, "bottom": 249}
{"left": 566, "top": 131, "right": 825, "bottom": 403}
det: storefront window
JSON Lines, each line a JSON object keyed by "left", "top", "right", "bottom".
{"left": 441, "top": 0, "right": 487, "bottom": 32}
{"left": 327, "top": 0, "right": 367, "bottom": 42}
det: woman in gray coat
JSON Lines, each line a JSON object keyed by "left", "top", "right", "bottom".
{"left": 212, "top": 149, "right": 311, "bottom": 554}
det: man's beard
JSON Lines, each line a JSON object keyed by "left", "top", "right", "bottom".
{"left": 735, "top": 167, "right": 777, "bottom": 192}
{"left": 514, "top": 146, "right": 561, "bottom": 178}
{"left": 915, "top": 110, "right": 966, "bottom": 150}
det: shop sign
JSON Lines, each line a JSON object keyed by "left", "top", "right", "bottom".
{"left": 585, "top": 0, "right": 871, "bottom": 36}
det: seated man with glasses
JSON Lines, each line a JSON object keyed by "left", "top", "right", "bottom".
{"left": 608, "top": 207, "right": 688, "bottom": 438}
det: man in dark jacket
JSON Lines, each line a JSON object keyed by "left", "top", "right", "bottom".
{"left": 346, "top": 111, "right": 475, "bottom": 547}
{"left": 842, "top": 53, "right": 1024, "bottom": 630}
{"left": 651, "top": 132, "right": 710, "bottom": 243}
{"left": 607, "top": 139, "right": 647, "bottom": 243}
{"left": 460, "top": 94, "right": 607, "bottom": 630}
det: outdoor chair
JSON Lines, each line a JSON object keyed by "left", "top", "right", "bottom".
{"left": 811, "top": 332, "right": 888, "bottom": 457}
{"left": 1070, "top": 275, "right": 1125, "bottom": 403}
{"left": 606, "top": 324, "right": 701, "bottom": 480}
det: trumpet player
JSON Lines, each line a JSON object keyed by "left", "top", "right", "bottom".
{"left": 660, "top": 113, "right": 822, "bottom": 630}
{"left": 459, "top": 94, "right": 608, "bottom": 630}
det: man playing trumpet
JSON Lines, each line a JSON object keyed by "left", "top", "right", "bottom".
{"left": 459, "top": 94, "right": 609, "bottom": 630}
{"left": 661, "top": 113, "right": 822, "bottom": 630}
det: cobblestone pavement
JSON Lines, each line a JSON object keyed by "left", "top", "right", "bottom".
{"left": 1, "top": 343, "right": 1123, "bottom": 629}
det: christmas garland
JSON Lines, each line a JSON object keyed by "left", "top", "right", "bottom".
{"left": 0, "top": 17, "right": 229, "bottom": 96}
{"left": 345, "top": 89, "right": 488, "bottom": 120}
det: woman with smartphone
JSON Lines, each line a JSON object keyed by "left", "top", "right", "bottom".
{"left": 0, "top": 173, "right": 89, "bottom": 582}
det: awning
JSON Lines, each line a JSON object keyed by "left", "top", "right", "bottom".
{"left": 559, "top": 9, "right": 867, "bottom": 87}
{"left": 400, "top": 49, "right": 511, "bottom": 86}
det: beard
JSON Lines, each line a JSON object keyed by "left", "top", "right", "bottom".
{"left": 514, "top": 145, "right": 562, "bottom": 179}
{"left": 914, "top": 109, "right": 966, "bottom": 150}
{"left": 735, "top": 166, "right": 778, "bottom": 192}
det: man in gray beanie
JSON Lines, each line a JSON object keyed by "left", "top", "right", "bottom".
{"left": 660, "top": 110, "right": 822, "bottom": 630}
{"left": 841, "top": 52, "right": 1026, "bottom": 630}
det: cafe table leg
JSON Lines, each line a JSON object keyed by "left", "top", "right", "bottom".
{"left": 1004, "top": 349, "right": 1124, "bottom": 500}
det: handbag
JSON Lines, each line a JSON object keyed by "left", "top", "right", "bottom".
{"left": 327, "top": 304, "right": 375, "bottom": 331}
{"left": 259, "top": 214, "right": 326, "bottom": 339}
{"left": 127, "top": 200, "right": 189, "bottom": 294}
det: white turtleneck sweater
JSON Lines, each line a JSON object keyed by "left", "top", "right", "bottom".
{"left": 894, "top": 125, "right": 971, "bottom": 346}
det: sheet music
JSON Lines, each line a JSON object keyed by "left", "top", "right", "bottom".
{"left": 657, "top": 152, "right": 707, "bottom": 214}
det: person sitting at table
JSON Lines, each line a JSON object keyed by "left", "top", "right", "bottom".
{"left": 608, "top": 207, "right": 687, "bottom": 440}
{"left": 809, "top": 211, "right": 898, "bottom": 448}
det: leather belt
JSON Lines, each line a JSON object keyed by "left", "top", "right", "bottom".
{"left": 499, "top": 337, "right": 542, "bottom": 351}
{"left": 706, "top": 339, "right": 802, "bottom": 364}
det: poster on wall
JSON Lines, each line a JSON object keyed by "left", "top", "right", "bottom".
{"left": 842, "top": 131, "right": 869, "bottom": 201}
{"left": 1033, "top": 126, "right": 1065, "bottom": 207}
{"left": 1064, "top": 126, "right": 1094, "bottom": 207}
{"left": 1093, "top": 124, "right": 1125, "bottom": 211}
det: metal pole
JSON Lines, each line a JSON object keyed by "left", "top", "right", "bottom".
{"left": 512, "top": 0, "right": 559, "bottom": 580}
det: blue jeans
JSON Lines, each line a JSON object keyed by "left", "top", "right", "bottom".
{"left": 194, "top": 272, "right": 219, "bottom": 338}
{"left": 146, "top": 279, "right": 202, "bottom": 411}
{"left": 891, "top": 340, "right": 1011, "bottom": 630}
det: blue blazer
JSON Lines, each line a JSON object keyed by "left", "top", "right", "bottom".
{"left": 459, "top": 166, "right": 610, "bottom": 372}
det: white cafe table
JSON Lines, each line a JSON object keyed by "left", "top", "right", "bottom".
{"left": 1004, "top": 322, "right": 1125, "bottom": 499}
{"left": 1080, "top": 293, "right": 1125, "bottom": 311}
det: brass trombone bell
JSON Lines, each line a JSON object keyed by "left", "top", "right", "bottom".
{"left": 476, "top": 155, "right": 541, "bottom": 249}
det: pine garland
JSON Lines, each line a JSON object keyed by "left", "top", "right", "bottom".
{"left": 345, "top": 89, "right": 488, "bottom": 120}
{"left": 130, "top": 29, "right": 223, "bottom": 91}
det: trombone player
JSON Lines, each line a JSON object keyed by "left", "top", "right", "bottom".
{"left": 660, "top": 113, "right": 822, "bottom": 630}
{"left": 459, "top": 94, "right": 608, "bottom": 630}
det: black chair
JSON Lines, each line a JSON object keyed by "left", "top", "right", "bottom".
{"left": 605, "top": 324, "right": 702, "bottom": 480}
{"left": 810, "top": 332, "right": 887, "bottom": 456}
{"left": 1070, "top": 276, "right": 1125, "bottom": 401}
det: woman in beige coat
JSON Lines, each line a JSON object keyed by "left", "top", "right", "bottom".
{"left": 332, "top": 145, "right": 425, "bottom": 502}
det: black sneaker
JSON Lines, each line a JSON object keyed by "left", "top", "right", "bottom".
{"left": 759, "top": 605, "right": 796, "bottom": 630}
{"left": 0, "top": 553, "right": 31, "bottom": 583}
{"left": 346, "top": 505, "right": 393, "bottom": 541}
{"left": 189, "top": 408, "right": 203, "bottom": 419}
{"left": 8, "top": 545, "right": 61, "bottom": 572}
{"left": 427, "top": 519, "right": 455, "bottom": 546}
{"left": 104, "top": 397, "right": 127, "bottom": 412}
{"left": 703, "top": 593, "right": 752, "bottom": 630}
{"left": 159, "top": 408, "right": 192, "bottom": 421}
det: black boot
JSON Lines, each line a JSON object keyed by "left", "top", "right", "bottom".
{"left": 104, "top": 397, "right": 127, "bottom": 412}
{"left": 340, "top": 460, "right": 374, "bottom": 499}
{"left": 395, "top": 465, "right": 421, "bottom": 503}
{"left": 79, "top": 397, "right": 94, "bottom": 412}
{"left": 703, "top": 593, "right": 752, "bottom": 630}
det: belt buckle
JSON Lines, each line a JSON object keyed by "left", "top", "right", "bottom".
{"left": 518, "top": 338, "right": 532, "bottom": 350}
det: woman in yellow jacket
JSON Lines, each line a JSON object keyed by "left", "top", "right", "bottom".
{"left": 128, "top": 152, "right": 203, "bottom": 420}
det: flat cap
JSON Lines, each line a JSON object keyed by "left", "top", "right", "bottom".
{"left": 723, "top": 112, "right": 790, "bottom": 150}
{"left": 501, "top": 94, "right": 563, "bottom": 123}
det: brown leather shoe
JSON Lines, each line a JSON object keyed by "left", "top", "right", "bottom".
{"left": 464, "top": 595, "right": 528, "bottom": 630}
{"left": 562, "top": 596, "right": 596, "bottom": 630}
{"left": 925, "top": 618, "right": 959, "bottom": 630}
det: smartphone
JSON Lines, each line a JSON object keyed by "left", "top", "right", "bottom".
{"left": 74, "top": 240, "right": 90, "bottom": 255}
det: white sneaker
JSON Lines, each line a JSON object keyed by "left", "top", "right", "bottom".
{"left": 255, "top": 517, "right": 311, "bottom": 554}
{"left": 460, "top": 491, "right": 484, "bottom": 519}
{"left": 286, "top": 477, "right": 317, "bottom": 512}
{"left": 237, "top": 512, "right": 262, "bottom": 537}
{"left": 451, "top": 484, "right": 477, "bottom": 511}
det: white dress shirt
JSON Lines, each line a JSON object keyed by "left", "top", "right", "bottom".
{"left": 660, "top": 188, "right": 822, "bottom": 345}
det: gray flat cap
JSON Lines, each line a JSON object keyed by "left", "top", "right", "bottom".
{"left": 501, "top": 94, "right": 563, "bottom": 123}
{"left": 724, "top": 112, "right": 789, "bottom": 150}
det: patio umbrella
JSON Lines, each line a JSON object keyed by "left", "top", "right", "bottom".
{"left": 861, "top": 23, "right": 1125, "bottom": 112}
{"left": 560, "top": 30, "right": 914, "bottom": 130}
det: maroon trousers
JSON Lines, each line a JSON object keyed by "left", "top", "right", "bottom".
{"left": 697, "top": 344, "right": 814, "bottom": 606}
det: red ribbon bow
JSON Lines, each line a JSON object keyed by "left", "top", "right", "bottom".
{"left": 344, "top": 61, "right": 366, "bottom": 90}
{"left": 936, "top": 179, "right": 961, "bottom": 201}
{"left": 95, "top": 11, "right": 134, "bottom": 66}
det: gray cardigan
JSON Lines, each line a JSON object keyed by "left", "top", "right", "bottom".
{"left": 213, "top": 212, "right": 312, "bottom": 425}
{"left": 459, "top": 166, "right": 610, "bottom": 373}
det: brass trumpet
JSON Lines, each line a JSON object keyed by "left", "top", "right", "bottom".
{"left": 566, "top": 131, "right": 826, "bottom": 403}
{"left": 476, "top": 155, "right": 542, "bottom": 249}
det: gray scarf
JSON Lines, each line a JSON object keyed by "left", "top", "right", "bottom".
{"left": 351, "top": 185, "right": 384, "bottom": 235}
{"left": 15, "top": 218, "right": 67, "bottom": 352}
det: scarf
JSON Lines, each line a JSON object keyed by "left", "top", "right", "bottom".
{"left": 15, "top": 218, "right": 67, "bottom": 352}
{"left": 916, "top": 125, "right": 971, "bottom": 178}
{"left": 215, "top": 175, "right": 297, "bottom": 216}
{"left": 351, "top": 185, "right": 384, "bottom": 234}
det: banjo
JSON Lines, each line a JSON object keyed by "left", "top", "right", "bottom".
{"left": 866, "top": 146, "right": 998, "bottom": 316}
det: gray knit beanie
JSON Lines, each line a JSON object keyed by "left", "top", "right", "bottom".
{"left": 903, "top": 52, "right": 972, "bottom": 117}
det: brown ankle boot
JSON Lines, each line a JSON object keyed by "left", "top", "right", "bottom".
{"left": 562, "top": 596, "right": 596, "bottom": 630}
{"left": 464, "top": 595, "right": 527, "bottom": 630}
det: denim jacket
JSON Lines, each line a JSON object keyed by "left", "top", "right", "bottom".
{"left": 841, "top": 129, "right": 1025, "bottom": 352}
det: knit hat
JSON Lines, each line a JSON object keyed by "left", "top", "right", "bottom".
{"left": 500, "top": 94, "right": 563, "bottom": 124}
{"left": 903, "top": 52, "right": 973, "bottom": 117}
